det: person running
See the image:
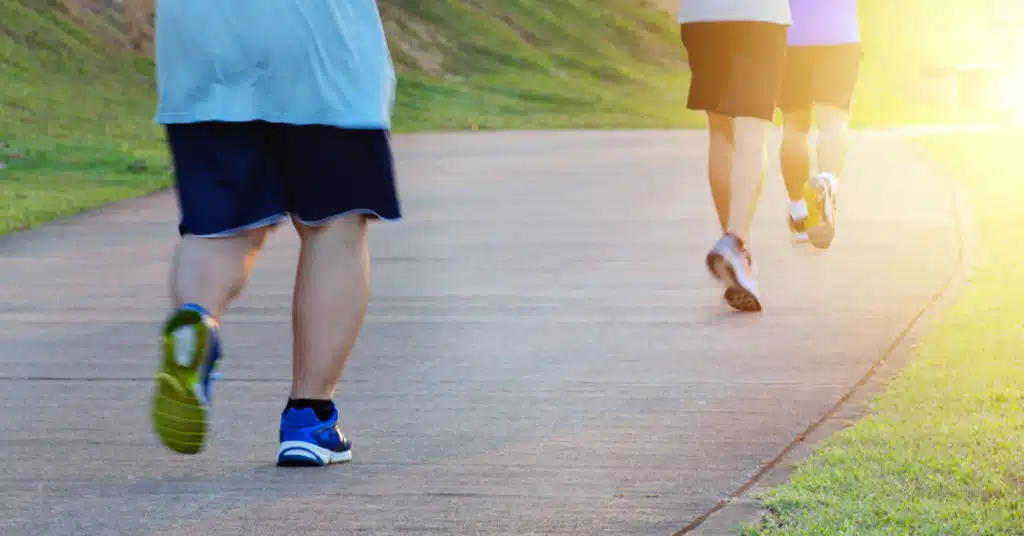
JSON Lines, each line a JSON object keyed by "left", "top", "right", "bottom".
{"left": 150, "top": 0, "right": 402, "bottom": 467}
{"left": 678, "top": 0, "right": 792, "bottom": 312}
{"left": 779, "top": 0, "right": 862, "bottom": 248}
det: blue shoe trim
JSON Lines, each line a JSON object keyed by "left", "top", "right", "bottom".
{"left": 166, "top": 304, "right": 223, "bottom": 403}
{"left": 180, "top": 303, "right": 214, "bottom": 319}
{"left": 279, "top": 406, "right": 352, "bottom": 455}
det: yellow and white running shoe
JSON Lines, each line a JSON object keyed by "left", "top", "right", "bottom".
{"left": 803, "top": 172, "right": 838, "bottom": 250}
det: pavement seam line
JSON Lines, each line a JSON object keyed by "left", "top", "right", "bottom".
{"left": 673, "top": 155, "right": 971, "bottom": 536}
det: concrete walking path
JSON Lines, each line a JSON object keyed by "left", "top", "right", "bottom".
{"left": 0, "top": 130, "right": 961, "bottom": 535}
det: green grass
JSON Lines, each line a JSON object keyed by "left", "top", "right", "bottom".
{"left": 386, "top": 0, "right": 698, "bottom": 131}
{"left": 745, "top": 130, "right": 1024, "bottom": 535}
{"left": 392, "top": 70, "right": 694, "bottom": 132}
{"left": 0, "top": 0, "right": 168, "bottom": 235}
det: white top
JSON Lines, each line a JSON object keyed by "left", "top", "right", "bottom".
{"left": 678, "top": 0, "right": 791, "bottom": 25}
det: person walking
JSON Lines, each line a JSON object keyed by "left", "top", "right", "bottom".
{"left": 779, "top": 0, "right": 862, "bottom": 248}
{"left": 149, "top": 0, "right": 402, "bottom": 467}
{"left": 678, "top": 0, "right": 792, "bottom": 312}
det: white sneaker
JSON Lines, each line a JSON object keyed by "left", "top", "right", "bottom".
{"left": 706, "top": 233, "right": 762, "bottom": 312}
{"left": 806, "top": 172, "right": 838, "bottom": 249}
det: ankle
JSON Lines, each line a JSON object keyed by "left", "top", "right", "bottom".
{"left": 789, "top": 199, "right": 809, "bottom": 220}
{"left": 286, "top": 398, "right": 336, "bottom": 421}
{"left": 723, "top": 231, "right": 748, "bottom": 249}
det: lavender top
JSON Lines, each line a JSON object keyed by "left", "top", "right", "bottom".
{"left": 787, "top": 0, "right": 860, "bottom": 46}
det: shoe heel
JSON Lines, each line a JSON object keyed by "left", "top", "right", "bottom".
{"left": 151, "top": 309, "right": 211, "bottom": 455}
{"left": 161, "top": 309, "right": 208, "bottom": 372}
{"left": 808, "top": 177, "right": 836, "bottom": 250}
{"left": 706, "top": 252, "right": 737, "bottom": 287}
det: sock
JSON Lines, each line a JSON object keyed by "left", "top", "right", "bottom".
{"left": 789, "top": 199, "right": 809, "bottom": 221}
{"left": 286, "top": 398, "right": 335, "bottom": 421}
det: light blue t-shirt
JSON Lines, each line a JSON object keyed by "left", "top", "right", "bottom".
{"left": 154, "top": 0, "right": 395, "bottom": 129}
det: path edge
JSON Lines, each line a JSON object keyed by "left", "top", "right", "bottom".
{"left": 675, "top": 137, "right": 983, "bottom": 536}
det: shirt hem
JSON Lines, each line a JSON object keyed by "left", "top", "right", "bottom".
{"left": 787, "top": 39, "right": 862, "bottom": 47}
{"left": 154, "top": 112, "right": 391, "bottom": 130}
{"left": 678, "top": 16, "right": 792, "bottom": 25}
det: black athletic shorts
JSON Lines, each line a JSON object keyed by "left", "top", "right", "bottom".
{"left": 166, "top": 121, "right": 402, "bottom": 237}
{"left": 778, "top": 43, "right": 863, "bottom": 113}
{"left": 680, "top": 22, "right": 789, "bottom": 121}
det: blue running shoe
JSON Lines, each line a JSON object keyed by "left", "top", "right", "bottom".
{"left": 276, "top": 405, "right": 352, "bottom": 467}
{"left": 151, "top": 304, "right": 222, "bottom": 454}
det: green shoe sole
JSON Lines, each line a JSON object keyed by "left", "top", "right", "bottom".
{"left": 151, "top": 309, "right": 211, "bottom": 455}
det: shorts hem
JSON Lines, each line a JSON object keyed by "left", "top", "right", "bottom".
{"left": 297, "top": 208, "right": 403, "bottom": 227}
{"left": 779, "top": 100, "right": 854, "bottom": 114}
{"left": 186, "top": 213, "right": 288, "bottom": 238}
{"left": 185, "top": 208, "right": 402, "bottom": 237}
{"left": 689, "top": 105, "right": 775, "bottom": 122}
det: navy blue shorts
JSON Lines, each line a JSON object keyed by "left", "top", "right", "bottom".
{"left": 166, "top": 121, "right": 402, "bottom": 237}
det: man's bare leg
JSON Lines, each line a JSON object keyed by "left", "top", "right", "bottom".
{"left": 814, "top": 104, "right": 851, "bottom": 179}
{"left": 154, "top": 227, "right": 271, "bottom": 454}
{"left": 170, "top": 230, "right": 270, "bottom": 318}
{"left": 289, "top": 213, "right": 371, "bottom": 401}
{"left": 725, "top": 116, "right": 769, "bottom": 242}
{"left": 706, "top": 115, "right": 769, "bottom": 313}
{"left": 274, "top": 214, "right": 370, "bottom": 466}
{"left": 799, "top": 104, "right": 848, "bottom": 249}
{"left": 707, "top": 112, "right": 735, "bottom": 232}
{"left": 780, "top": 109, "right": 813, "bottom": 239}
{"left": 780, "top": 109, "right": 813, "bottom": 202}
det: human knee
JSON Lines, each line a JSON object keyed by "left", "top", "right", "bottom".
{"left": 783, "top": 107, "right": 811, "bottom": 134}
{"left": 731, "top": 116, "right": 769, "bottom": 151}
{"left": 707, "top": 112, "right": 734, "bottom": 147}
{"left": 816, "top": 110, "right": 850, "bottom": 158}
{"left": 818, "top": 120, "right": 848, "bottom": 143}
{"left": 815, "top": 105, "right": 850, "bottom": 135}
{"left": 782, "top": 124, "right": 810, "bottom": 150}
{"left": 237, "top": 227, "right": 271, "bottom": 250}
{"left": 172, "top": 226, "right": 270, "bottom": 310}
{"left": 180, "top": 226, "right": 269, "bottom": 254}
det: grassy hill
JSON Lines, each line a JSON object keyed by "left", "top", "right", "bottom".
{"left": 0, "top": 0, "right": 1000, "bottom": 234}
{"left": 0, "top": 0, "right": 167, "bottom": 233}
{"left": 382, "top": 0, "right": 694, "bottom": 131}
